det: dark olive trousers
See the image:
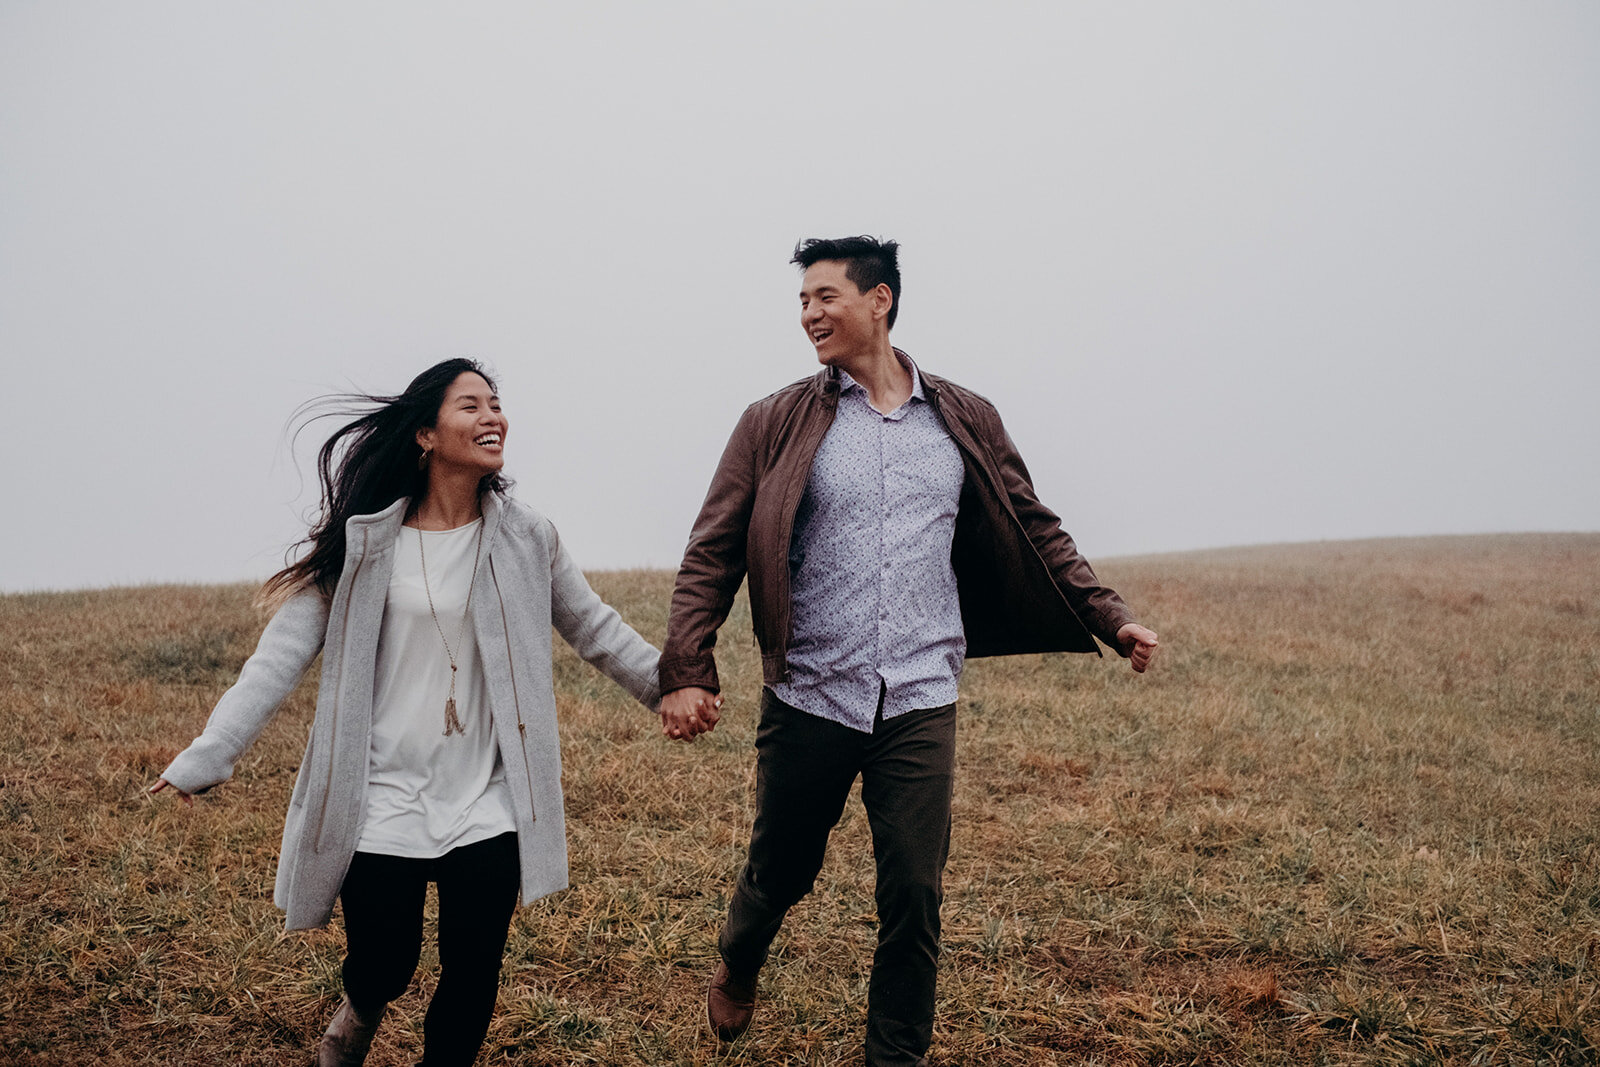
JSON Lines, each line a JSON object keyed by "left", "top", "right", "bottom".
{"left": 719, "top": 689, "right": 956, "bottom": 1067}
{"left": 339, "top": 830, "right": 520, "bottom": 1067}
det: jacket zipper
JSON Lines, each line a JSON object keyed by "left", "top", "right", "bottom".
{"left": 770, "top": 387, "right": 838, "bottom": 678}
{"left": 314, "top": 527, "right": 367, "bottom": 853}
{"left": 490, "top": 556, "right": 537, "bottom": 825}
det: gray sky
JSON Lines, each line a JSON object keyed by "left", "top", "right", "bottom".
{"left": 3, "top": 2, "right": 1596, "bottom": 593}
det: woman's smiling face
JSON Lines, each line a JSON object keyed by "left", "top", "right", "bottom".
{"left": 417, "top": 371, "right": 507, "bottom": 478}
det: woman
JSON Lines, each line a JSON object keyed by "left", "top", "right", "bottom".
{"left": 151, "top": 359, "right": 696, "bottom": 1066}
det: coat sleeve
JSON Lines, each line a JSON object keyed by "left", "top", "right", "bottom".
{"left": 987, "top": 409, "right": 1137, "bottom": 651}
{"left": 547, "top": 523, "right": 663, "bottom": 710}
{"left": 158, "top": 589, "right": 331, "bottom": 794}
{"left": 658, "top": 404, "right": 760, "bottom": 694}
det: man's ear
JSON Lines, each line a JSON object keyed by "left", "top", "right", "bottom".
{"left": 872, "top": 283, "right": 894, "bottom": 323}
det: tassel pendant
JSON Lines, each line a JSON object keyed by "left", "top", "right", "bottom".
{"left": 418, "top": 524, "right": 482, "bottom": 742}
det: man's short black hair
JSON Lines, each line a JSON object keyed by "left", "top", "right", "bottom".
{"left": 791, "top": 235, "right": 902, "bottom": 330}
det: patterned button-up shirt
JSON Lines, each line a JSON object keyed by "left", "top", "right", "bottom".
{"left": 770, "top": 355, "right": 967, "bottom": 732}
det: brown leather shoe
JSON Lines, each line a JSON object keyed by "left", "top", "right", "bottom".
{"left": 707, "top": 960, "right": 758, "bottom": 1041}
{"left": 316, "top": 996, "right": 383, "bottom": 1066}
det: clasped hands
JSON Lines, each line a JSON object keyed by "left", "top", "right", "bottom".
{"left": 660, "top": 626, "right": 1156, "bottom": 742}
{"left": 659, "top": 687, "right": 722, "bottom": 742}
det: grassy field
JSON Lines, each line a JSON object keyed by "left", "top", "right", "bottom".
{"left": 1, "top": 533, "right": 1596, "bottom": 1066}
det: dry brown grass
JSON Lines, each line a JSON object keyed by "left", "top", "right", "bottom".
{"left": 2, "top": 534, "right": 1596, "bottom": 1065}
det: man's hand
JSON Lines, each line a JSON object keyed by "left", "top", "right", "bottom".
{"left": 1116, "top": 623, "right": 1159, "bottom": 673}
{"left": 660, "top": 686, "right": 723, "bottom": 742}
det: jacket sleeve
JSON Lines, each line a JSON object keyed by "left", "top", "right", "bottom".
{"left": 989, "top": 412, "right": 1137, "bottom": 652}
{"left": 658, "top": 405, "right": 760, "bottom": 694}
{"left": 548, "top": 523, "right": 663, "bottom": 710}
{"left": 158, "top": 589, "right": 331, "bottom": 794}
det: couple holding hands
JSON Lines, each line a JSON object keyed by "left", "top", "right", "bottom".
{"left": 152, "top": 236, "right": 1158, "bottom": 1067}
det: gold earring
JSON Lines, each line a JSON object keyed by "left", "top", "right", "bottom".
{"left": 418, "top": 447, "right": 432, "bottom": 470}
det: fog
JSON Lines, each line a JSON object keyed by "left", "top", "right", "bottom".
{"left": 3, "top": 2, "right": 1595, "bottom": 592}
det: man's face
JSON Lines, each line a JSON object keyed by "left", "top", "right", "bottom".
{"left": 799, "top": 260, "right": 884, "bottom": 367}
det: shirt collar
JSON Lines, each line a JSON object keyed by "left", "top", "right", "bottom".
{"left": 838, "top": 350, "right": 926, "bottom": 403}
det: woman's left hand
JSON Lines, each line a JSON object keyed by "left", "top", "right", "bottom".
{"left": 659, "top": 688, "right": 723, "bottom": 742}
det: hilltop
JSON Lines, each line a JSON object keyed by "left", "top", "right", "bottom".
{"left": 2, "top": 534, "right": 1595, "bottom": 1065}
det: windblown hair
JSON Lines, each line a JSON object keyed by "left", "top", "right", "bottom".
{"left": 791, "top": 235, "right": 903, "bottom": 329}
{"left": 259, "top": 358, "right": 511, "bottom": 608}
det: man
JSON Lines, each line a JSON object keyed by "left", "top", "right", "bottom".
{"left": 658, "top": 236, "right": 1158, "bottom": 1067}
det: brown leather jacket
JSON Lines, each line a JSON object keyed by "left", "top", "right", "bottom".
{"left": 660, "top": 358, "right": 1138, "bottom": 695}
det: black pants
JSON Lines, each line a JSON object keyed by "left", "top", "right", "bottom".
{"left": 339, "top": 830, "right": 520, "bottom": 1067}
{"left": 720, "top": 690, "right": 956, "bottom": 1067}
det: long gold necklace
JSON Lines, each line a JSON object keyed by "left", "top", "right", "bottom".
{"left": 416, "top": 518, "right": 484, "bottom": 737}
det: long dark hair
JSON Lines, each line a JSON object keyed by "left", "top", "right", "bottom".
{"left": 260, "top": 358, "right": 511, "bottom": 605}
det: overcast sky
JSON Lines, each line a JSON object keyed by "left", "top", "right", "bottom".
{"left": 3, "top": 2, "right": 1596, "bottom": 594}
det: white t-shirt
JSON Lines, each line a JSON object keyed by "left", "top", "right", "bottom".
{"left": 356, "top": 518, "right": 517, "bottom": 857}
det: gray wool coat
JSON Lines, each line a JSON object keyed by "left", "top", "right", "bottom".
{"left": 159, "top": 492, "right": 662, "bottom": 930}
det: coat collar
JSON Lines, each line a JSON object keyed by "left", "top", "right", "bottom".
{"left": 343, "top": 491, "right": 507, "bottom": 562}
{"left": 814, "top": 347, "right": 933, "bottom": 399}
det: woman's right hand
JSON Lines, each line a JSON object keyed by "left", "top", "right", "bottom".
{"left": 148, "top": 778, "right": 193, "bottom": 807}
